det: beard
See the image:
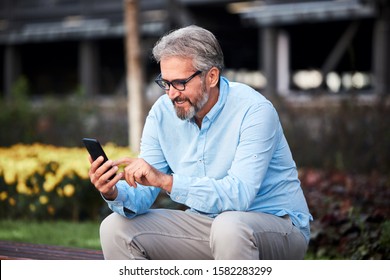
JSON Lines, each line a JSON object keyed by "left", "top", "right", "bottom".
{"left": 173, "top": 83, "right": 209, "bottom": 121}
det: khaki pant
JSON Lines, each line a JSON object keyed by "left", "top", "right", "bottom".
{"left": 100, "top": 209, "right": 308, "bottom": 260}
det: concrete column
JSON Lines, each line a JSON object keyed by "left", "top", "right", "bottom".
{"left": 277, "top": 30, "right": 290, "bottom": 95}
{"left": 79, "top": 40, "right": 99, "bottom": 96}
{"left": 4, "top": 45, "right": 21, "bottom": 100}
{"left": 260, "top": 27, "right": 277, "bottom": 96}
{"left": 373, "top": 3, "right": 390, "bottom": 95}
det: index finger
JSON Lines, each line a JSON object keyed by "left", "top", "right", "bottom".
{"left": 90, "top": 156, "right": 105, "bottom": 172}
{"left": 112, "top": 157, "right": 136, "bottom": 167}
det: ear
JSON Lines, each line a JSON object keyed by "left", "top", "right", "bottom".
{"left": 207, "top": 67, "right": 220, "bottom": 88}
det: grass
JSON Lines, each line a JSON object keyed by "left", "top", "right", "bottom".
{"left": 0, "top": 220, "right": 101, "bottom": 250}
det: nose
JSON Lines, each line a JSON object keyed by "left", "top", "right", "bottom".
{"left": 167, "top": 86, "right": 181, "bottom": 100}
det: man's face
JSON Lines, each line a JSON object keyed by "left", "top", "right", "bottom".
{"left": 160, "top": 57, "right": 209, "bottom": 120}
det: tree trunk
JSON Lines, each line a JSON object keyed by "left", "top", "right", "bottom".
{"left": 123, "top": 0, "right": 144, "bottom": 152}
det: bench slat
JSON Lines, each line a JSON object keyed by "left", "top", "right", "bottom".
{"left": 0, "top": 240, "right": 104, "bottom": 260}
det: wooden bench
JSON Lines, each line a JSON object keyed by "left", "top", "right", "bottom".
{"left": 0, "top": 240, "right": 104, "bottom": 260}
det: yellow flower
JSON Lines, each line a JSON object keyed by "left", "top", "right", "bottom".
{"left": 39, "top": 195, "right": 49, "bottom": 205}
{"left": 0, "top": 191, "right": 8, "bottom": 201}
{"left": 63, "top": 184, "right": 75, "bottom": 197}
{"left": 9, "top": 197, "right": 16, "bottom": 206}
{"left": 3, "top": 170, "right": 16, "bottom": 185}
{"left": 0, "top": 144, "right": 132, "bottom": 214}
{"left": 29, "top": 204, "right": 36, "bottom": 212}
{"left": 43, "top": 173, "right": 57, "bottom": 192}
{"left": 47, "top": 205, "right": 55, "bottom": 216}
{"left": 56, "top": 188, "right": 64, "bottom": 197}
{"left": 16, "top": 180, "right": 31, "bottom": 195}
{"left": 30, "top": 176, "right": 40, "bottom": 193}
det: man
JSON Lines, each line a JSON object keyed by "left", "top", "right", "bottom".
{"left": 89, "top": 25, "right": 312, "bottom": 260}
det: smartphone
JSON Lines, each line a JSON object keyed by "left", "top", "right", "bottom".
{"left": 82, "top": 138, "right": 115, "bottom": 180}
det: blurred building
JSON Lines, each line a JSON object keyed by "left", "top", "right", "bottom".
{"left": 0, "top": 0, "right": 388, "bottom": 98}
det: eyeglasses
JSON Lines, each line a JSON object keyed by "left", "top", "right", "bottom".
{"left": 155, "top": 71, "right": 202, "bottom": 91}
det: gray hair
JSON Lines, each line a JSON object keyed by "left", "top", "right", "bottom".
{"left": 152, "top": 25, "right": 224, "bottom": 73}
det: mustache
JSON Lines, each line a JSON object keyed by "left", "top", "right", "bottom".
{"left": 172, "top": 96, "right": 192, "bottom": 105}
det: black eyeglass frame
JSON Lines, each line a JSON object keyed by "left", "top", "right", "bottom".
{"left": 154, "top": 70, "right": 202, "bottom": 91}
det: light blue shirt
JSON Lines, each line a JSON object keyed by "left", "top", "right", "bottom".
{"left": 107, "top": 77, "right": 313, "bottom": 243}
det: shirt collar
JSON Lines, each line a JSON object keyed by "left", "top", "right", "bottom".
{"left": 203, "top": 76, "right": 229, "bottom": 124}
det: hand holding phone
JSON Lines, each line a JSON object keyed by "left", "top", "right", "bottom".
{"left": 82, "top": 138, "right": 116, "bottom": 180}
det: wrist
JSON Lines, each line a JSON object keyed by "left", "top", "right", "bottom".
{"left": 103, "top": 185, "right": 118, "bottom": 200}
{"left": 160, "top": 174, "right": 173, "bottom": 193}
